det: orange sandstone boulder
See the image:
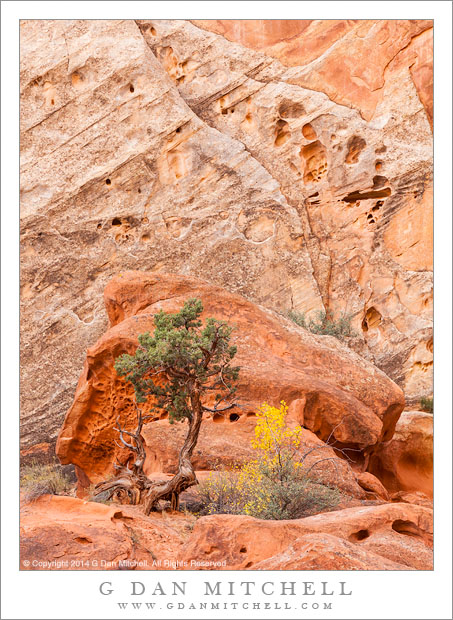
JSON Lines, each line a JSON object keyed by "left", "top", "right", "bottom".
{"left": 391, "top": 490, "right": 433, "bottom": 509}
{"left": 20, "top": 495, "right": 188, "bottom": 570}
{"left": 56, "top": 272, "right": 404, "bottom": 485}
{"left": 252, "top": 533, "right": 411, "bottom": 571}
{"left": 181, "top": 502, "right": 432, "bottom": 570}
{"left": 356, "top": 472, "right": 390, "bottom": 500}
{"left": 368, "top": 411, "right": 433, "bottom": 496}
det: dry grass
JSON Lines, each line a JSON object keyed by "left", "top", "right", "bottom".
{"left": 20, "top": 461, "right": 74, "bottom": 502}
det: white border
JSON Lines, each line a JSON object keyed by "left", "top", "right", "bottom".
{"left": 2, "top": 2, "right": 452, "bottom": 619}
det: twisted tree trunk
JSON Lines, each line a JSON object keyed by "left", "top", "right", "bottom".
{"left": 94, "top": 388, "right": 204, "bottom": 514}
{"left": 142, "top": 388, "right": 203, "bottom": 514}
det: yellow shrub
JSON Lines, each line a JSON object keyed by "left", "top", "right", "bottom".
{"left": 197, "top": 401, "right": 341, "bottom": 520}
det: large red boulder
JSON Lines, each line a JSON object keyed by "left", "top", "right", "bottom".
{"left": 56, "top": 272, "right": 404, "bottom": 485}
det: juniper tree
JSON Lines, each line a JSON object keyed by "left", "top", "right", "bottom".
{"left": 94, "top": 298, "right": 239, "bottom": 514}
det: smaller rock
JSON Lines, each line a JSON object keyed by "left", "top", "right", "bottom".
{"left": 356, "top": 472, "right": 389, "bottom": 500}
{"left": 368, "top": 411, "right": 433, "bottom": 496}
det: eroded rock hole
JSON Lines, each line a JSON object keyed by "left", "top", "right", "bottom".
{"left": 343, "top": 188, "right": 391, "bottom": 202}
{"left": 229, "top": 413, "right": 240, "bottom": 422}
{"left": 349, "top": 529, "right": 370, "bottom": 542}
{"left": 278, "top": 100, "right": 305, "bottom": 118}
{"left": 74, "top": 536, "right": 93, "bottom": 545}
{"left": 213, "top": 413, "right": 225, "bottom": 423}
{"left": 274, "top": 119, "right": 290, "bottom": 146}
{"left": 345, "top": 136, "right": 366, "bottom": 164}
{"left": 302, "top": 123, "right": 317, "bottom": 140}
{"left": 362, "top": 307, "right": 381, "bottom": 332}
{"left": 373, "top": 175, "right": 388, "bottom": 189}
{"left": 300, "top": 141, "right": 328, "bottom": 183}
{"left": 240, "top": 546, "right": 247, "bottom": 553}
{"left": 112, "top": 218, "right": 121, "bottom": 226}
{"left": 129, "top": 84, "right": 135, "bottom": 93}
{"left": 71, "top": 72, "right": 83, "bottom": 88}
{"left": 392, "top": 520, "right": 424, "bottom": 538}
{"left": 375, "top": 160, "right": 384, "bottom": 171}
{"left": 105, "top": 178, "right": 111, "bottom": 185}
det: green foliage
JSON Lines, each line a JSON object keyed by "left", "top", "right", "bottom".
{"left": 20, "top": 462, "right": 74, "bottom": 502}
{"left": 420, "top": 396, "right": 433, "bottom": 413}
{"left": 114, "top": 299, "right": 239, "bottom": 423}
{"left": 287, "top": 309, "right": 356, "bottom": 342}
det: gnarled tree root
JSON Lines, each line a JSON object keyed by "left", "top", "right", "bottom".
{"left": 94, "top": 462, "right": 198, "bottom": 513}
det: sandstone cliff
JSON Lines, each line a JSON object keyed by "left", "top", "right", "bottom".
{"left": 20, "top": 19, "right": 432, "bottom": 454}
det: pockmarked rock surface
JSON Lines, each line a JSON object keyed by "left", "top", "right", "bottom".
{"left": 20, "top": 495, "right": 189, "bottom": 570}
{"left": 368, "top": 411, "right": 433, "bottom": 496}
{"left": 181, "top": 502, "right": 433, "bottom": 570}
{"left": 21, "top": 19, "right": 432, "bottom": 453}
{"left": 20, "top": 496, "right": 432, "bottom": 571}
{"left": 191, "top": 20, "right": 433, "bottom": 125}
{"left": 56, "top": 272, "right": 404, "bottom": 486}
{"left": 251, "top": 533, "right": 411, "bottom": 571}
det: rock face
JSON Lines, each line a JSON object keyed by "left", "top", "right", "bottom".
{"left": 20, "top": 495, "right": 432, "bottom": 571}
{"left": 368, "top": 411, "right": 433, "bottom": 496}
{"left": 56, "top": 272, "right": 404, "bottom": 486}
{"left": 181, "top": 502, "right": 433, "bottom": 570}
{"left": 251, "top": 534, "right": 411, "bottom": 571}
{"left": 20, "top": 495, "right": 188, "bottom": 570}
{"left": 20, "top": 19, "right": 432, "bottom": 452}
{"left": 192, "top": 20, "right": 433, "bottom": 125}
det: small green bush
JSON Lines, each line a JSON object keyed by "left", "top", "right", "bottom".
{"left": 286, "top": 309, "right": 356, "bottom": 342}
{"left": 20, "top": 462, "right": 74, "bottom": 502}
{"left": 420, "top": 396, "right": 433, "bottom": 413}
